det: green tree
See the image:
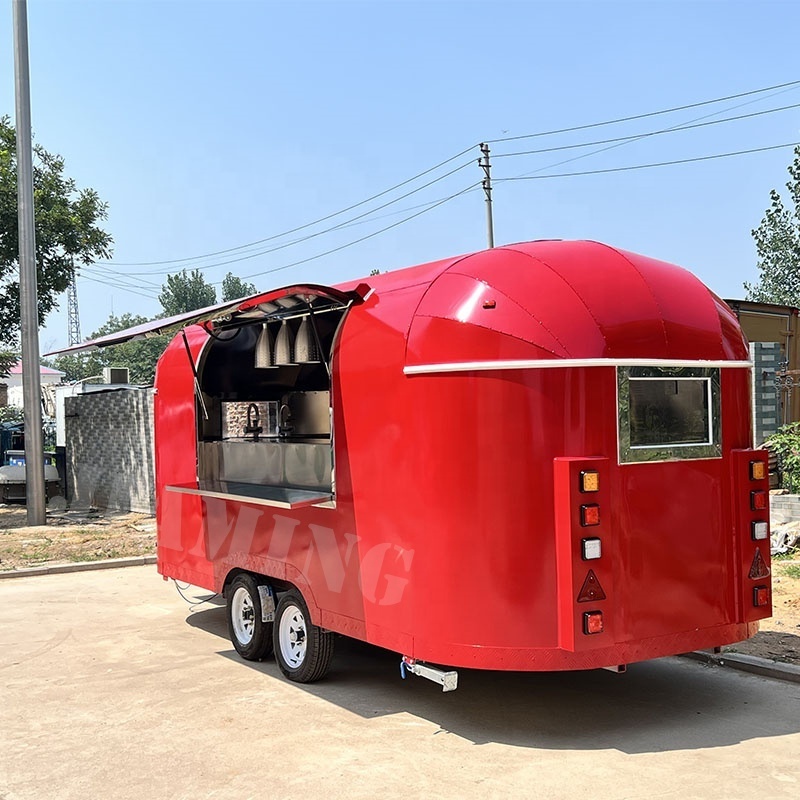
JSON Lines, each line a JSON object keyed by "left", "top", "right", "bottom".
{"left": 158, "top": 268, "right": 216, "bottom": 316}
{"left": 221, "top": 272, "right": 257, "bottom": 302}
{"left": 51, "top": 313, "right": 167, "bottom": 385}
{"left": 744, "top": 145, "right": 800, "bottom": 304}
{"left": 0, "top": 349, "right": 17, "bottom": 377}
{"left": 0, "top": 116, "right": 112, "bottom": 345}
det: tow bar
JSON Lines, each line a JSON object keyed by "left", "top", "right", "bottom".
{"left": 400, "top": 656, "right": 458, "bottom": 692}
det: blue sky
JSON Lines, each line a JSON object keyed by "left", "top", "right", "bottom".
{"left": 2, "top": 0, "right": 799, "bottom": 350}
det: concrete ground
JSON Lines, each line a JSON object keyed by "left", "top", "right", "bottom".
{"left": 1, "top": 567, "right": 799, "bottom": 800}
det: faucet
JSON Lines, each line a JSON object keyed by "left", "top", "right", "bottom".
{"left": 244, "top": 403, "right": 262, "bottom": 441}
{"left": 279, "top": 403, "right": 294, "bottom": 439}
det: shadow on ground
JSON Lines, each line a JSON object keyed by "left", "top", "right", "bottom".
{"left": 186, "top": 605, "right": 800, "bottom": 754}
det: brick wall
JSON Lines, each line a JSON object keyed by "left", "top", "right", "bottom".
{"left": 65, "top": 388, "right": 155, "bottom": 514}
{"left": 750, "top": 341, "right": 781, "bottom": 446}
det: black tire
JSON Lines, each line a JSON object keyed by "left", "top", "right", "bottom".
{"left": 273, "top": 589, "right": 335, "bottom": 683}
{"left": 226, "top": 574, "right": 274, "bottom": 661}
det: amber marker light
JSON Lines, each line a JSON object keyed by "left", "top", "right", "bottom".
{"left": 750, "top": 461, "right": 767, "bottom": 481}
{"left": 580, "top": 470, "right": 599, "bottom": 493}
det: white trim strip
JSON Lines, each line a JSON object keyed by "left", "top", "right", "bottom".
{"left": 403, "top": 358, "right": 753, "bottom": 375}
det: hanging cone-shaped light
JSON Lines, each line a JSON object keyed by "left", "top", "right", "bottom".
{"left": 254, "top": 323, "right": 273, "bottom": 368}
{"left": 294, "top": 315, "right": 319, "bottom": 363}
{"left": 274, "top": 319, "right": 294, "bottom": 365}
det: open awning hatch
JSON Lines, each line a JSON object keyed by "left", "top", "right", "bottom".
{"left": 45, "top": 282, "right": 372, "bottom": 356}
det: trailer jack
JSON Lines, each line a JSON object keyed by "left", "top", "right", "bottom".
{"left": 400, "top": 656, "right": 458, "bottom": 692}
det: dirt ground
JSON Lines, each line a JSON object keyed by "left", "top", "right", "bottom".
{"left": 1, "top": 504, "right": 798, "bottom": 665}
{"left": 0, "top": 504, "right": 155, "bottom": 570}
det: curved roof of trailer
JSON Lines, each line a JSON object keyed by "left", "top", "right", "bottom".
{"left": 359, "top": 240, "right": 749, "bottom": 370}
{"left": 46, "top": 240, "right": 748, "bottom": 370}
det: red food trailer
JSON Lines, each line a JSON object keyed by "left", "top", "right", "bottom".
{"left": 64, "top": 240, "right": 772, "bottom": 691}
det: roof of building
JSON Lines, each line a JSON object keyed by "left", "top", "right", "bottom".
{"left": 8, "top": 360, "right": 65, "bottom": 376}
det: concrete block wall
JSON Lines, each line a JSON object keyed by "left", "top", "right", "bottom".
{"left": 750, "top": 341, "right": 781, "bottom": 446}
{"left": 770, "top": 494, "right": 800, "bottom": 525}
{"left": 65, "top": 388, "right": 155, "bottom": 514}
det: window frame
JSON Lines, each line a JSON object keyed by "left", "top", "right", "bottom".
{"left": 617, "top": 365, "right": 722, "bottom": 464}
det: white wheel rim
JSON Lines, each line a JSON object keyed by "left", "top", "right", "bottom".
{"left": 231, "top": 586, "right": 255, "bottom": 645}
{"left": 279, "top": 603, "right": 307, "bottom": 668}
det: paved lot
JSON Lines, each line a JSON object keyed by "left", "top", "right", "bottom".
{"left": 1, "top": 566, "right": 799, "bottom": 800}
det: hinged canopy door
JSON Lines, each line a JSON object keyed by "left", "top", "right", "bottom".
{"left": 46, "top": 282, "right": 371, "bottom": 355}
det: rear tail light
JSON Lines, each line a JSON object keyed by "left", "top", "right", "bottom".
{"left": 751, "top": 521, "right": 769, "bottom": 540}
{"left": 583, "top": 611, "right": 604, "bottom": 635}
{"left": 750, "top": 490, "right": 767, "bottom": 511}
{"left": 750, "top": 460, "right": 767, "bottom": 481}
{"left": 580, "top": 504, "right": 600, "bottom": 527}
{"left": 753, "top": 586, "right": 770, "bottom": 607}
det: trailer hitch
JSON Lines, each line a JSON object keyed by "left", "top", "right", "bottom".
{"left": 400, "top": 656, "right": 458, "bottom": 692}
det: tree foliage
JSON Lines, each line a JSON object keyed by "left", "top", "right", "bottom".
{"left": 51, "top": 313, "right": 167, "bottom": 385}
{"left": 0, "top": 116, "right": 112, "bottom": 345}
{"left": 0, "top": 349, "right": 17, "bottom": 378}
{"left": 221, "top": 272, "right": 257, "bottom": 302}
{"left": 744, "top": 145, "right": 800, "bottom": 305}
{"left": 158, "top": 268, "right": 216, "bottom": 316}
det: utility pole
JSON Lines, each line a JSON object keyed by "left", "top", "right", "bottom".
{"left": 479, "top": 142, "right": 495, "bottom": 249}
{"left": 13, "top": 0, "right": 46, "bottom": 524}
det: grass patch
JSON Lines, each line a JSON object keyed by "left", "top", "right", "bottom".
{"left": 779, "top": 563, "right": 800, "bottom": 580}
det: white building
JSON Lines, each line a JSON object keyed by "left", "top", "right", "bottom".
{"left": 4, "top": 360, "right": 66, "bottom": 408}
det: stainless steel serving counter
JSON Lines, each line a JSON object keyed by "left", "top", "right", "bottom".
{"left": 166, "top": 481, "right": 331, "bottom": 509}
{"left": 199, "top": 438, "right": 332, "bottom": 493}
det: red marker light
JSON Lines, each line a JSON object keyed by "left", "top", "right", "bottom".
{"left": 750, "top": 491, "right": 767, "bottom": 511}
{"left": 583, "top": 611, "right": 604, "bottom": 635}
{"left": 753, "top": 586, "right": 770, "bottom": 607}
{"left": 580, "top": 504, "right": 600, "bottom": 527}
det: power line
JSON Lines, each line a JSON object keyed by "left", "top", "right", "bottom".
{"left": 509, "top": 83, "right": 800, "bottom": 180}
{"left": 82, "top": 187, "right": 485, "bottom": 296}
{"left": 112, "top": 158, "right": 476, "bottom": 276}
{"left": 235, "top": 181, "right": 481, "bottom": 282}
{"left": 485, "top": 78, "right": 800, "bottom": 144}
{"left": 493, "top": 102, "right": 800, "bottom": 159}
{"left": 78, "top": 272, "right": 160, "bottom": 301}
{"left": 495, "top": 141, "right": 800, "bottom": 181}
{"left": 84, "top": 79, "right": 800, "bottom": 288}
{"left": 99, "top": 144, "right": 478, "bottom": 268}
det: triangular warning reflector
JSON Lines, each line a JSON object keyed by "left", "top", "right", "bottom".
{"left": 748, "top": 549, "right": 770, "bottom": 580}
{"left": 577, "top": 569, "right": 607, "bottom": 603}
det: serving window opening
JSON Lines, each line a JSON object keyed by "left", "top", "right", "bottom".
{"left": 190, "top": 293, "right": 352, "bottom": 508}
{"left": 617, "top": 366, "right": 721, "bottom": 464}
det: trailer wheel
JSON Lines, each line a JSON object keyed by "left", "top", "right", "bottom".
{"left": 226, "top": 574, "right": 274, "bottom": 661}
{"left": 273, "top": 589, "right": 334, "bottom": 683}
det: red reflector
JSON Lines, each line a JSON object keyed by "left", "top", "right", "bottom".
{"left": 583, "top": 611, "right": 604, "bottom": 635}
{"left": 748, "top": 549, "right": 770, "bottom": 580}
{"left": 577, "top": 569, "right": 607, "bottom": 602}
{"left": 580, "top": 504, "right": 600, "bottom": 526}
{"left": 750, "top": 490, "right": 767, "bottom": 511}
{"left": 753, "top": 586, "right": 770, "bottom": 607}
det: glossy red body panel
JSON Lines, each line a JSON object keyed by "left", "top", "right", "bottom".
{"left": 155, "top": 240, "right": 768, "bottom": 671}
